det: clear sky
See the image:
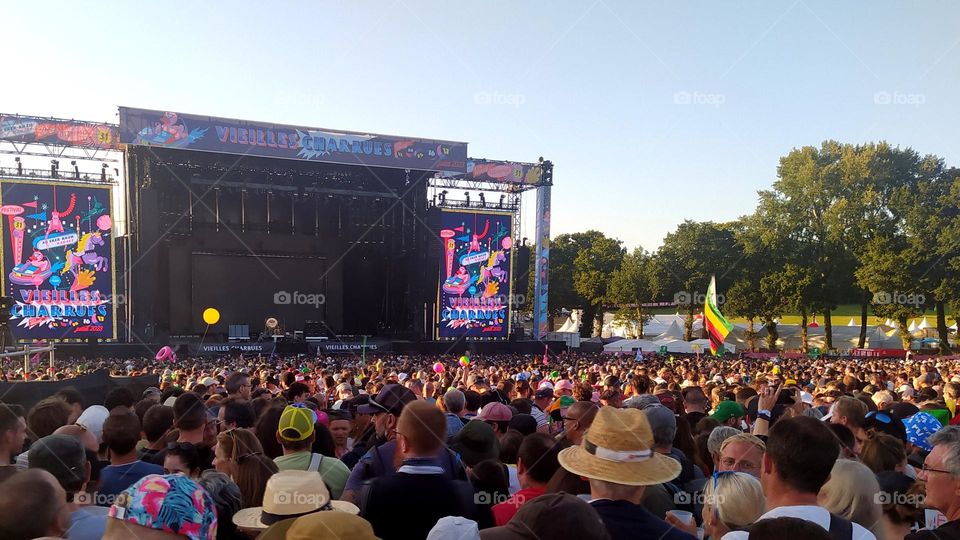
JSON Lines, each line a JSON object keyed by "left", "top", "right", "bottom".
{"left": 4, "top": 1, "right": 959, "bottom": 250}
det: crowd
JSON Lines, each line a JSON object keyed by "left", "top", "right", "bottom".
{"left": 1, "top": 350, "right": 960, "bottom": 539}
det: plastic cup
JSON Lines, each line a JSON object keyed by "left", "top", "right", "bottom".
{"left": 667, "top": 510, "right": 694, "bottom": 526}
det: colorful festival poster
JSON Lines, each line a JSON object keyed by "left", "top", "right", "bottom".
{"left": 437, "top": 209, "right": 513, "bottom": 340}
{"left": 0, "top": 180, "right": 116, "bottom": 340}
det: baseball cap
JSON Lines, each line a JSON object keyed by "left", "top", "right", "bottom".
{"left": 710, "top": 401, "right": 746, "bottom": 422}
{"left": 142, "top": 387, "right": 161, "bottom": 399}
{"left": 642, "top": 404, "right": 677, "bottom": 434}
{"left": 278, "top": 404, "right": 317, "bottom": 442}
{"left": 554, "top": 380, "right": 574, "bottom": 394}
{"left": 538, "top": 380, "right": 554, "bottom": 391}
{"left": 479, "top": 403, "right": 513, "bottom": 422}
{"left": 535, "top": 387, "right": 554, "bottom": 399}
{"left": 28, "top": 434, "right": 86, "bottom": 490}
{"left": 357, "top": 384, "right": 416, "bottom": 416}
{"left": 200, "top": 376, "right": 218, "bottom": 387}
{"left": 108, "top": 474, "right": 218, "bottom": 540}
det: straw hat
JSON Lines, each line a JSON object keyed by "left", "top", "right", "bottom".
{"left": 233, "top": 471, "right": 358, "bottom": 531}
{"left": 557, "top": 406, "right": 680, "bottom": 486}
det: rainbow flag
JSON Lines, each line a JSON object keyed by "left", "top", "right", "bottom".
{"left": 704, "top": 276, "right": 734, "bottom": 354}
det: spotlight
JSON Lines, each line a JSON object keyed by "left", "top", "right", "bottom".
{"left": 464, "top": 192, "right": 470, "bottom": 207}
{"left": 71, "top": 160, "right": 79, "bottom": 179}
{"left": 50, "top": 159, "right": 59, "bottom": 178}
{"left": 438, "top": 190, "right": 447, "bottom": 205}
{"left": 499, "top": 194, "right": 505, "bottom": 208}
{"left": 101, "top": 163, "right": 108, "bottom": 182}
{"left": 14, "top": 157, "right": 21, "bottom": 175}
{"left": 479, "top": 193, "right": 485, "bottom": 206}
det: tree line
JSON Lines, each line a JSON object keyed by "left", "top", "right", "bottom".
{"left": 542, "top": 141, "right": 960, "bottom": 353}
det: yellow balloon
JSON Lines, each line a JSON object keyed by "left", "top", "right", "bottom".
{"left": 202, "top": 308, "right": 221, "bottom": 325}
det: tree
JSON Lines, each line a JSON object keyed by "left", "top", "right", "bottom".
{"left": 655, "top": 221, "right": 743, "bottom": 341}
{"left": 573, "top": 233, "right": 625, "bottom": 336}
{"left": 608, "top": 248, "right": 656, "bottom": 338}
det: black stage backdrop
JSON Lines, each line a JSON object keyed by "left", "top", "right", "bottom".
{"left": 0, "top": 370, "right": 158, "bottom": 410}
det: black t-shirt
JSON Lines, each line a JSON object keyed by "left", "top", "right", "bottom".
{"left": 907, "top": 520, "right": 960, "bottom": 540}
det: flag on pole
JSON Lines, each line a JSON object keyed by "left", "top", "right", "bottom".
{"left": 704, "top": 276, "right": 734, "bottom": 354}
{"left": 542, "top": 344, "right": 549, "bottom": 365}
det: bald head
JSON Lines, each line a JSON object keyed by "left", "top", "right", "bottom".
{"left": 564, "top": 401, "right": 599, "bottom": 446}
{"left": 397, "top": 400, "right": 447, "bottom": 456}
{"left": 0, "top": 469, "right": 70, "bottom": 540}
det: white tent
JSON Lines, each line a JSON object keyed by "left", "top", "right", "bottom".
{"left": 908, "top": 320, "right": 917, "bottom": 332}
{"left": 602, "top": 339, "right": 661, "bottom": 353}
{"left": 847, "top": 318, "right": 857, "bottom": 327}
{"left": 656, "top": 320, "right": 685, "bottom": 340}
{"left": 918, "top": 317, "right": 930, "bottom": 330}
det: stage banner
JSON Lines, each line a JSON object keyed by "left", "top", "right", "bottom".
{"left": 436, "top": 209, "right": 513, "bottom": 340}
{"left": 440, "top": 158, "right": 543, "bottom": 185}
{"left": 533, "top": 185, "right": 551, "bottom": 340}
{"left": 190, "top": 342, "right": 277, "bottom": 355}
{"left": 0, "top": 114, "right": 119, "bottom": 150}
{"left": 119, "top": 106, "right": 468, "bottom": 173}
{"left": 0, "top": 179, "right": 116, "bottom": 340}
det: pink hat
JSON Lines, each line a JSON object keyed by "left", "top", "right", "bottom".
{"left": 554, "top": 380, "right": 574, "bottom": 393}
{"left": 479, "top": 402, "right": 513, "bottom": 422}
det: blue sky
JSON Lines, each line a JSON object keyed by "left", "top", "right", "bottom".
{"left": 5, "top": 1, "right": 959, "bottom": 250}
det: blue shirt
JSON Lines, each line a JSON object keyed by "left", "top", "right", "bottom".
{"left": 68, "top": 506, "right": 109, "bottom": 540}
{"left": 98, "top": 460, "right": 163, "bottom": 504}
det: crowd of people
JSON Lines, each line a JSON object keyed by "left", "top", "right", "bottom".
{"left": 1, "top": 350, "right": 960, "bottom": 539}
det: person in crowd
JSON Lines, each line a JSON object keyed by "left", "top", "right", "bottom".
{"left": 359, "top": 401, "right": 475, "bottom": 540}
{"left": 682, "top": 386, "right": 710, "bottom": 426}
{"left": 55, "top": 387, "right": 85, "bottom": 423}
{"left": 451, "top": 419, "right": 500, "bottom": 471}
{"left": 747, "top": 516, "right": 833, "bottom": 540}
{"left": 560, "top": 401, "right": 599, "bottom": 447}
{"left": 254, "top": 404, "right": 285, "bottom": 460}
{"left": 139, "top": 404, "right": 175, "bottom": 461}
{"left": 266, "top": 511, "right": 379, "bottom": 540}
{"left": 469, "top": 459, "right": 512, "bottom": 529}
{"left": 830, "top": 396, "right": 869, "bottom": 444}
{"left": 557, "top": 406, "right": 696, "bottom": 540}
{"left": 328, "top": 409, "right": 354, "bottom": 458}
{"left": 29, "top": 434, "right": 108, "bottom": 540}
{"left": 102, "top": 473, "right": 218, "bottom": 540}
{"left": 0, "top": 403, "right": 26, "bottom": 469}
{"left": 98, "top": 412, "right": 163, "bottom": 503}
{"left": 716, "top": 433, "right": 765, "bottom": 477}
{"left": 908, "top": 426, "right": 960, "bottom": 540}
{"left": 667, "top": 471, "right": 766, "bottom": 539}
{"left": 724, "top": 415, "right": 876, "bottom": 540}
{"left": 273, "top": 404, "right": 350, "bottom": 499}
{"left": 225, "top": 372, "right": 252, "bottom": 400}
{"left": 217, "top": 396, "right": 256, "bottom": 431}
{"left": 818, "top": 459, "right": 883, "bottom": 536}
{"left": 479, "top": 492, "right": 611, "bottom": 540}
{"left": 0, "top": 468, "right": 72, "bottom": 540}
{"left": 232, "top": 470, "right": 359, "bottom": 534}
{"left": 491, "top": 432, "right": 561, "bottom": 525}
{"left": 213, "top": 427, "right": 278, "bottom": 508}
{"left": 104, "top": 387, "right": 136, "bottom": 414}
{"left": 442, "top": 388, "right": 468, "bottom": 440}
{"left": 149, "top": 392, "right": 215, "bottom": 471}
{"left": 26, "top": 396, "right": 71, "bottom": 443}
{"left": 706, "top": 426, "right": 740, "bottom": 465}
{"left": 163, "top": 441, "right": 204, "bottom": 478}
{"left": 479, "top": 402, "right": 514, "bottom": 439}
{"left": 875, "top": 471, "right": 921, "bottom": 540}
{"left": 711, "top": 400, "right": 747, "bottom": 428}
{"left": 198, "top": 470, "right": 245, "bottom": 540}
{"left": 642, "top": 403, "right": 700, "bottom": 487}
{"left": 859, "top": 432, "right": 908, "bottom": 474}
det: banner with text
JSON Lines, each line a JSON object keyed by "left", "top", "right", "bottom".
{"left": 0, "top": 179, "right": 116, "bottom": 340}
{"left": 119, "top": 107, "right": 468, "bottom": 172}
{"left": 0, "top": 114, "right": 119, "bottom": 150}
{"left": 436, "top": 209, "right": 513, "bottom": 340}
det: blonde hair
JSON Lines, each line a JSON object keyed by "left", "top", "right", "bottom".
{"left": 719, "top": 433, "right": 766, "bottom": 454}
{"left": 705, "top": 472, "right": 765, "bottom": 529}
{"left": 818, "top": 459, "right": 882, "bottom": 532}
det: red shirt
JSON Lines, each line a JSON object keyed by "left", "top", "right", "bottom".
{"left": 491, "top": 487, "right": 546, "bottom": 526}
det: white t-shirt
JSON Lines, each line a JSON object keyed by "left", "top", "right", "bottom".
{"left": 721, "top": 505, "right": 876, "bottom": 540}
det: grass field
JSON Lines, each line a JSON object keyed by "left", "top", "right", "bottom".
{"left": 648, "top": 304, "right": 951, "bottom": 327}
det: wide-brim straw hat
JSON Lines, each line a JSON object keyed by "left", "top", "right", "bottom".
{"left": 233, "top": 471, "right": 359, "bottom": 531}
{"left": 558, "top": 406, "right": 681, "bottom": 486}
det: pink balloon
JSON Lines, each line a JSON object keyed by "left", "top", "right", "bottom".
{"left": 433, "top": 362, "right": 444, "bottom": 373}
{"left": 501, "top": 237, "right": 513, "bottom": 250}
{"left": 97, "top": 215, "right": 112, "bottom": 231}
{"left": 155, "top": 346, "right": 173, "bottom": 361}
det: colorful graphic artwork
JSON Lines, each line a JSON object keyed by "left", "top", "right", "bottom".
{"left": 0, "top": 114, "right": 119, "bottom": 150}
{"left": 437, "top": 210, "right": 513, "bottom": 340}
{"left": 120, "top": 107, "right": 468, "bottom": 173}
{"left": 440, "top": 159, "right": 544, "bottom": 185}
{"left": 0, "top": 180, "right": 116, "bottom": 340}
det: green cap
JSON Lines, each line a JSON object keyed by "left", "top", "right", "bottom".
{"left": 710, "top": 400, "right": 746, "bottom": 422}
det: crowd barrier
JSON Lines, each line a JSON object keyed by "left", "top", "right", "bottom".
{"left": 0, "top": 370, "right": 159, "bottom": 411}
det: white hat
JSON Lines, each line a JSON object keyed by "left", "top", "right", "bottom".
{"left": 800, "top": 391, "right": 814, "bottom": 405}
{"left": 76, "top": 405, "right": 109, "bottom": 444}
